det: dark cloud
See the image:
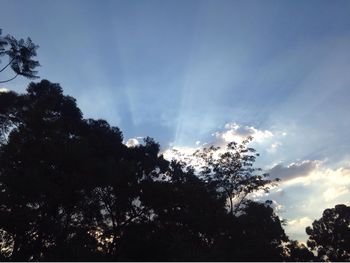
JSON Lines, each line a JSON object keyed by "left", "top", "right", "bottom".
{"left": 268, "top": 160, "right": 319, "bottom": 181}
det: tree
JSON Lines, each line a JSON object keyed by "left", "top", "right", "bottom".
{"left": 208, "top": 200, "right": 289, "bottom": 261}
{"left": 80, "top": 137, "right": 170, "bottom": 259}
{"left": 306, "top": 204, "right": 350, "bottom": 261}
{"left": 0, "top": 80, "right": 170, "bottom": 260}
{"left": 0, "top": 79, "right": 307, "bottom": 261}
{"left": 124, "top": 160, "right": 228, "bottom": 261}
{"left": 0, "top": 30, "right": 40, "bottom": 83}
{"left": 285, "top": 240, "right": 316, "bottom": 262}
{"left": 190, "top": 138, "right": 277, "bottom": 214}
{"left": 0, "top": 80, "right": 90, "bottom": 260}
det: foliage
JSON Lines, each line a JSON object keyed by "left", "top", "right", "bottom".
{"left": 0, "top": 80, "right": 317, "bottom": 261}
{"left": 209, "top": 200, "right": 288, "bottom": 261}
{"left": 0, "top": 31, "right": 40, "bottom": 83}
{"left": 306, "top": 204, "right": 350, "bottom": 261}
{"left": 191, "top": 139, "right": 278, "bottom": 214}
{"left": 285, "top": 240, "right": 316, "bottom": 262}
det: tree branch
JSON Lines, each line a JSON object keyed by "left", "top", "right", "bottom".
{"left": 0, "top": 73, "right": 18, "bottom": 83}
{"left": 0, "top": 57, "right": 15, "bottom": 73}
{"left": 233, "top": 191, "right": 249, "bottom": 214}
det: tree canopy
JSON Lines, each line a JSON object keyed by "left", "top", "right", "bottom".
{"left": 190, "top": 140, "right": 277, "bottom": 214}
{"left": 0, "top": 79, "right": 333, "bottom": 261}
{"left": 306, "top": 204, "right": 350, "bottom": 261}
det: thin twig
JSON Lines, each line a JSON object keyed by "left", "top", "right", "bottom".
{"left": 0, "top": 73, "right": 18, "bottom": 83}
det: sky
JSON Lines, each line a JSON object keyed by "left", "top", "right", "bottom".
{"left": 2, "top": 0, "right": 350, "bottom": 243}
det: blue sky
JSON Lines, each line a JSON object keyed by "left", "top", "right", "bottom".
{"left": 2, "top": 0, "right": 350, "bottom": 242}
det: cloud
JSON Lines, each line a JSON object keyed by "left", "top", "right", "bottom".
{"left": 278, "top": 164, "right": 350, "bottom": 188}
{"left": 288, "top": 216, "right": 312, "bottom": 228}
{"left": 285, "top": 216, "right": 313, "bottom": 243}
{"left": 0, "top": 88, "right": 9, "bottom": 93}
{"left": 125, "top": 138, "right": 140, "bottom": 148}
{"left": 163, "top": 121, "right": 286, "bottom": 166}
{"left": 267, "top": 161, "right": 350, "bottom": 243}
{"left": 213, "top": 122, "right": 274, "bottom": 145}
{"left": 268, "top": 160, "right": 320, "bottom": 181}
{"left": 267, "top": 142, "right": 282, "bottom": 153}
{"left": 163, "top": 122, "right": 275, "bottom": 164}
{"left": 163, "top": 146, "right": 199, "bottom": 163}
{"left": 323, "top": 186, "right": 349, "bottom": 202}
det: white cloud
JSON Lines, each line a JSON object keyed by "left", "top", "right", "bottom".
{"left": 162, "top": 146, "right": 199, "bottom": 163}
{"left": 323, "top": 186, "right": 349, "bottom": 202}
{"left": 163, "top": 122, "right": 275, "bottom": 165}
{"left": 285, "top": 216, "right": 313, "bottom": 243}
{"left": 213, "top": 122, "right": 273, "bottom": 145}
{"left": 268, "top": 161, "right": 350, "bottom": 242}
{"left": 288, "top": 216, "right": 312, "bottom": 228}
{"left": 125, "top": 138, "right": 140, "bottom": 148}
{"left": 0, "top": 88, "right": 9, "bottom": 93}
{"left": 267, "top": 142, "right": 282, "bottom": 153}
{"left": 163, "top": 121, "right": 287, "bottom": 169}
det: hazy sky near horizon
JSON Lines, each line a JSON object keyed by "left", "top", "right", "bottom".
{"left": 2, "top": 0, "right": 350, "bottom": 242}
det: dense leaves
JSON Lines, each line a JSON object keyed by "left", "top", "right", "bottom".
{"left": 0, "top": 32, "right": 39, "bottom": 83}
{"left": 306, "top": 204, "right": 350, "bottom": 261}
{"left": 191, "top": 140, "right": 277, "bottom": 214}
{"left": 0, "top": 80, "right": 320, "bottom": 261}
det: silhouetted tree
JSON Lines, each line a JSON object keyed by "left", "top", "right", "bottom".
{"left": 121, "top": 161, "right": 227, "bottom": 261}
{"left": 208, "top": 200, "right": 288, "bottom": 261}
{"left": 0, "top": 79, "right": 311, "bottom": 261}
{"left": 191, "top": 138, "right": 277, "bottom": 214}
{"left": 306, "top": 204, "right": 350, "bottom": 261}
{"left": 285, "top": 240, "right": 316, "bottom": 262}
{"left": 0, "top": 80, "right": 93, "bottom": 260}
{"left": 0, "top": 80, "right": 170, "bottom": 260}
{"left": 80, "top": 137, "right": 169, "bottom": 259}
{"left": 0, "top": 30, "right": 39, "bottom": 83}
